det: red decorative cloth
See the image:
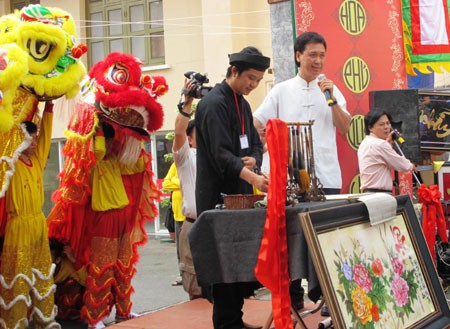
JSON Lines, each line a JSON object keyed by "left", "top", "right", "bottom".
{"left": 254, "top": 119, "right": 293, "bottom": 329}
{"left": 418, "top": 184, "right": 448, "bottom": 263}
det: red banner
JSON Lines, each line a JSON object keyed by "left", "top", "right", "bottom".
{"left": 293, "top": 0, "right": 408, "bottom": 192}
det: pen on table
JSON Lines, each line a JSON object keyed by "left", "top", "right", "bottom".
{"left": 318, "top": 317, "right": 332, "bottom": 329}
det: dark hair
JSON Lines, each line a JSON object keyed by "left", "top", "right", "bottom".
{"left": 186, "top": 120, "right": 195, "bottom": 137}
{"left": 364, "top": 108, "right": 392, "bottom": 135}
{"left": 294, "top": 32, "right": 327, "bottom": 67}
{"left": 22, "top": 121, "right": 37, "bottom": 134}
{"left": 49, "top": 238, "right": 63, "bottom": 259}
{"left": 226, "top": 46, "right": 265, "bottom": 78}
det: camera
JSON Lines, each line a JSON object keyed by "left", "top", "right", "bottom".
{"left": 183, "top": 71, "right": 212, "bottom": 99}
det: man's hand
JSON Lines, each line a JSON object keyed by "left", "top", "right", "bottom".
{"left": 253, "top": 174, "right": 268, "bottom": 193}
{"left": 241, "top": 156, "right": 256, "bottom": 170}
{"left": 179, "top": 78, "right": 195, "bottom": 115}
{"left": 317, "top": 77, "right": 335, "bottom": 101}
{"left": 240, "top": 167, "right": 268, "bottom": 192}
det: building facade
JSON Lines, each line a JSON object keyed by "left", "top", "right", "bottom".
{"left": 0, "top": 0, "right": 274, "bottom": 233}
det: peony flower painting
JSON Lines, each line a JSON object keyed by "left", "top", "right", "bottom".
{"left": 317, "top": 214, "right": 435, "bottom": 329}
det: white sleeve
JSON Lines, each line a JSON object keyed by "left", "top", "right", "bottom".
{"left": 253, "top": 88, "right": 280, "bottom": 127}
{"left": 173, "top": 138, "right": 190, "bottom": 167}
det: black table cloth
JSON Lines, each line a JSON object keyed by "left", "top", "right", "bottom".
{"left": 189, "top": 200, "right": 349, "bottom": 302}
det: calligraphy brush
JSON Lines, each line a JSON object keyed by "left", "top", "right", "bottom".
{"left": 292, "top": 126, "right": 302, "bottom": 186}
{"left": 288, "top": 126, "right": 295, "bottom": 184}
{"left": 298, "top": 127, "right": 310, "bottom": 191}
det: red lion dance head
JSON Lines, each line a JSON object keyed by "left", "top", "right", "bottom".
{"left": 88, "top": 52, "right": 166, "bottom": 135}
{"left": 71, "top": 52, "right": 168, "bottom": 165}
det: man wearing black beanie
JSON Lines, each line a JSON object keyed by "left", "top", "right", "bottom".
{"left": 195, "top": 47, "right": 270, "bottom": 329}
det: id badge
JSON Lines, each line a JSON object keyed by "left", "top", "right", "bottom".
{"left": 240, "top": 134, "right": 249, "bottom": 149}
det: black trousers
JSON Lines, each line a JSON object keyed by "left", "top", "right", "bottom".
{"left": 212, "top": 282, "right": 260, "bottom": 329}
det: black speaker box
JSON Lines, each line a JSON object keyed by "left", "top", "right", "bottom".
{"left": 369, "top": 89, "right": 422, "bottom": 163}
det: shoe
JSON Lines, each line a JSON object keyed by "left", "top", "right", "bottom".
{"left": 243, "top": 322, "right": 262, "bottom": 329}
{"left": 88, "top": 321, "right": 105, "bottom": 329}
{"left": 321, "top": 304, "right": 330, "bottom": 317}
{"left": 115, "top": 311, "right": 140, "bottom": 322}
{"left": 171, "top": 279, "right": 183, "bottom": 286}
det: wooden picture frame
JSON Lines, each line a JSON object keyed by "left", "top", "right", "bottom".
{"left": 299, "top": 195, "right": 450, "bottom": 329}
{"left": 437, "top": 162, "right": 450, "bottom": 201}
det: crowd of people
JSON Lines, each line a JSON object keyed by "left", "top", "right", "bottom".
{"left": 0, "top": 30, "right": 416, "bottom": 329}
{"left": 166, "top": 30, "right": 415, "bottom": 329}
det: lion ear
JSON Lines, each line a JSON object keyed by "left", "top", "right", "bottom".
{"left": 151, "top": 76, "right": 169, "bottom": 98}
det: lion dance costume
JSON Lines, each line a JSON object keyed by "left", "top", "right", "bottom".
{"left": 0, "top": 4, "right": 87, "bottom": 329}
{"left": 47, "top": 52, "right": 167, "bottom": 327}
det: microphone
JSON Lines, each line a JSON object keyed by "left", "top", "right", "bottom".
{"left": 317, "top": 74, "right": 335, "bottom": 106}
{"left": 391, "top": 127, "right": 405, "bottom": 144}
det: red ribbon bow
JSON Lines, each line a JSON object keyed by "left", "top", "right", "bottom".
{"left": 418, "top": 184, "right": 448, "bottom": 263}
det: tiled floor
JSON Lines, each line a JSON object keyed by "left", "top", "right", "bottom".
{"left": 107, "top": 284, "right": 450, "bottom": 329}
{"left": 108, "top": 298, "right": 328, "bottom": 329}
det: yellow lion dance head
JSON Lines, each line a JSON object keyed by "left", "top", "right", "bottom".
{"left": 0, "top": 4, "right": 87, "bottom": 132}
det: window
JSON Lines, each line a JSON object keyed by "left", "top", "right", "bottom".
{"left": 145, "top": 132, "right": 173, "bottom": 234}
{"left": 11, "top": 0, "right": 39, "bottom": 11}
{"left": 86, "top": 0, "right": 165, "bottom": 67}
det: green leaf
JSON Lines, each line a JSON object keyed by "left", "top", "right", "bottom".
{"left": 163, "top": 153, "right": 173, "bottom": 163}
{"left": 159, "top": 198, "right": 170, "bottom": 208}
{"left": 165, "top": 131, "right": 175, "bottom": 140}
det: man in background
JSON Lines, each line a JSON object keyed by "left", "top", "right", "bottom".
{"left": 172, "top": 80, "right": 201, "bottom": 298}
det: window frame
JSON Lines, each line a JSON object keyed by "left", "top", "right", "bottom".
{"left": 11, "top": 0, "right": 40, "bottom": 11}
{"left": 86, "top": 0, "right": 165, "bottom": 67}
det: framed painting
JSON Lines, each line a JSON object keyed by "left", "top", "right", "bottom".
{"left": 299, "top": 195, "right": 450, "bottom": 329}
{"left": 437, "top": 162, "right": 450, "bottom": 201}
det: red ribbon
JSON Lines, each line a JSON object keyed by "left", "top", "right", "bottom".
{"left": 254, "top": 119, "right": 293, "bottom": 329}
{"left": 418, "top": 184, "right": 448, "bottom": 263}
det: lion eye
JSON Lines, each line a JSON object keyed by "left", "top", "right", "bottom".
{"left": 26, "top": 39, "right": 52, "bottom": 61}
{"left": 107, "top": 64, "right": 129, "bottom": 85}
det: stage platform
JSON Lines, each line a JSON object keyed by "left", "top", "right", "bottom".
{"left": 108, "top": 298, "right": 329, "bottom": 329}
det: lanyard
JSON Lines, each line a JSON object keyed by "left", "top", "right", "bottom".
{"left": 233, "top": 92, "right": 245, "bottom": 135}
